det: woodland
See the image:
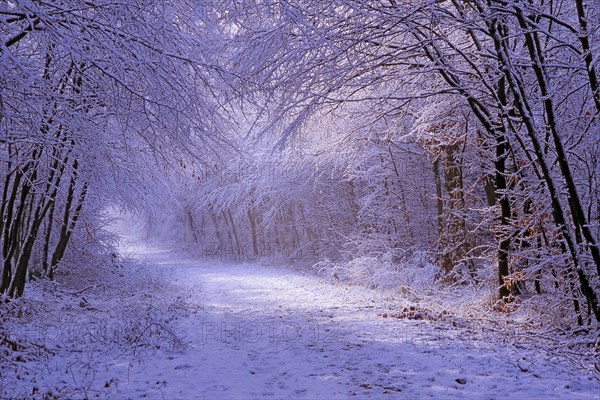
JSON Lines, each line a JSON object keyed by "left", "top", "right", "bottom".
{"left": 1, "top": 0, "right": 599, "bottom": 369}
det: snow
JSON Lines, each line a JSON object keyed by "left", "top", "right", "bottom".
{"left": 2, "top": 225, "right": 599, "bottom": 399}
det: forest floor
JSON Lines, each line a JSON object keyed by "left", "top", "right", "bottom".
{"left": 1, "top": 225, "right": 599, "bottom": 399}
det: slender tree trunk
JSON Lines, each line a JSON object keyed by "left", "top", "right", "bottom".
{"left": 433, "top": 157, "right": 444, "bottom": 237}
{"left": 223, "top": 209, "right": 242, "bottom": 259}
{"left": 387, "top": 144, "right": 413, "bottom": 240}
{"left": 495, "top": 133, "right": 512, "bottom": 299}
{"left": 1, "top": 165, "right": 34, "bottom": 293}
{"left": 0, "top": 170, "right": 23, "bottom": 293}
{"left": 187, "top": 210, "right": 199, "bottom": 243}
{"left": 50, "top": 180, "right": 88, "bottom": 279}
{"left": 574, "top": 0, "right": 600, "bottom": 113}
{"left": 0, "top": 145, "right": 14, "bottom": 235}
{"left": 248, "top": 203, "right": 258, "bottom": 258}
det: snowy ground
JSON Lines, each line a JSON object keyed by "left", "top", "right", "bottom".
{"left": 1, "top": 226, "right": 599, "bottom": 399}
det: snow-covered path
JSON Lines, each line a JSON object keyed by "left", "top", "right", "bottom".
{"left": 112, "top": 241, "right": 598, "bottom": 400}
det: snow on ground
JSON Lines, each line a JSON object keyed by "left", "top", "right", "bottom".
{"left": 1, "top": 224, "right": 599, "bottom": 399}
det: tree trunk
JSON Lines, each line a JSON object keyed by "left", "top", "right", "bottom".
{"left": 574, "top": 0, "right": 600, "bottom": 113}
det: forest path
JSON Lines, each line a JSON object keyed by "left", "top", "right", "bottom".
{"left": 114, "top": 235, "right": 598, "bottom": 400}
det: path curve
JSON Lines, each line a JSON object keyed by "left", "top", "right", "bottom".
{"left": 114, "top": 239, "right": 598, "bottom": 400}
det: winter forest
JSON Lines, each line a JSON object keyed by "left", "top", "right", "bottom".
{"left": 1, "top": 0, "right": 599, "bottom": 398}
